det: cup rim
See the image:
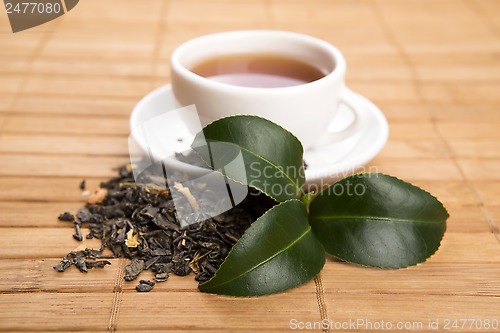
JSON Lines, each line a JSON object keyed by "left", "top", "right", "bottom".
{"left": 170, "top": 30, "right": 346, "bottom": 94}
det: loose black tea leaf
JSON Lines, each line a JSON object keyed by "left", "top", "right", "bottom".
{"left": 76, "top": 208, "right": 92, "bottom": 223}
{"left": 58, "top": 212, "right": 74, "bottom": 222}
{"left": 155, "top": 272, "right": 168, "bottom": 282}
{"left": 124, "top": 259, "right": 145, "bottom": 281}
{"left": 53, "top": 258, "right": 72, "bottom": 272}
{"left": 140, "top": 279, "right": 155, "bottom": 287}
{"left": 86, "top": 260, "right": 112, "bottom": 269}
{"left": 136, "top": 279, "right": 155, "bottom": 292}
{"left": 136, "top": 284, "right": 153, "bottom": 292}
{"left": 54, "top": 249, "right": 110, "bottom": 273}
{"left": 79, "top": 179, "right": 86, "bottom": 190}
{"left": 56, "top": 162, "right": 274, "bottom": 292}
{"left": 74, "top": 254, "right": 88, "bottom": 272}
{"left": 73, "top": 222, "right": 83, "bottom": 241}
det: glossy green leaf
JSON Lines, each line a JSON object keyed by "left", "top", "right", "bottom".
{"left": 191, "top": 116, "right": 305, "bottom": 202}
{"left": 309, "top": 173, "right": 448, "bottom": 268}
{"left": 199, "top": 200, "right": 325, "bottom": 296}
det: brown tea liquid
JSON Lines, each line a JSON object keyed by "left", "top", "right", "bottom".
{"left": 190, "top": 54, "right": 325, "bottom": 88}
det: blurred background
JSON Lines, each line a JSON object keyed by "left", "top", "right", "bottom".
{"left": 1, "top": 0, "right": 499, "bottom": 180}
{"left": 2, "top": 0, "right": 499, "bottom": 119}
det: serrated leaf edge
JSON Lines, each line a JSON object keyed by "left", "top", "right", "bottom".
{"left": 311, "top": 172, "right": 448, "bottom": 269}
{"left": 200, "top": 114, "right": 304, "bottom": 147}
{"left": 198, "top": 199, "right": 322, "bottom": 296}
{"left": 314, "top": 172, "right": 450, "bottom": 219}
{"left": 325, "top": 232, "right": 446, "bottom": 269}
{"left": 196, "top": 140, "right": 302, "bottom": 201}
{"left": 191, "top": 115, "right": 306, "bottom": 202}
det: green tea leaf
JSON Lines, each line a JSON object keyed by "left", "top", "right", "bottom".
{"left": 191, "top": 116, "right": 305, "bottom": 202}
{"left": 199, "top": 200, "right": 325, "bottom": 296}
{"left": 308, "top": 173, "right": 448, "bottom": 268}
{"left": 301, "top": 191, "right": 316, "bottom": 208}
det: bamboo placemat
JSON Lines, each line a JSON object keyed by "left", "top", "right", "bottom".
{"left": 1, "top": 0, "right": 499, "bottom": 331}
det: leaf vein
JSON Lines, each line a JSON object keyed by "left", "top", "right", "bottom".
{"left": 237, "top": 144, "right": 301, "bottom": 194}
{"left": 310, "top": 216, "right": 443, "bottom": 224}
{"left": 203, "top": 226, "right": 312, "bottom": 291}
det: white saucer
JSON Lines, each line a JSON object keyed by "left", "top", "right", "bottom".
{"left": 129, "top": 85, "right": 388, "bottom": 186}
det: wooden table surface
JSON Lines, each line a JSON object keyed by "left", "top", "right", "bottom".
{"left": 1, "top": 0, "right": 500, "bottom": 332}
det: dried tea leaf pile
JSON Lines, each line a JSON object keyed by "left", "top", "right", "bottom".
{"left": 55, "top": 163, "right": 273, "bottom": 292}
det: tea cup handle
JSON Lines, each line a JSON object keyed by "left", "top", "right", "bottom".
{"left": 316, "top": 86, "right": 370, "bottom": 146}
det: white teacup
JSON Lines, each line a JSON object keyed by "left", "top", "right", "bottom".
{"left": 171, "top": 30, "right": 369, "bottom": 150}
